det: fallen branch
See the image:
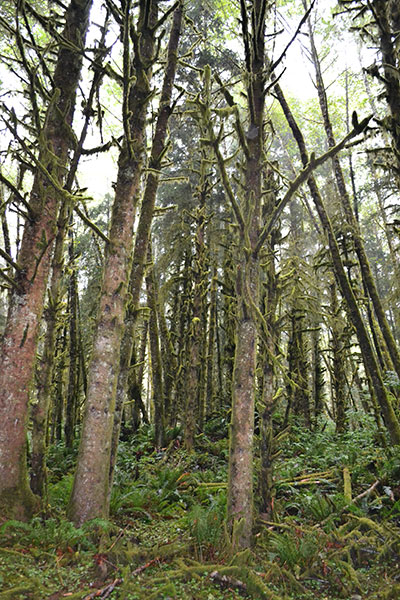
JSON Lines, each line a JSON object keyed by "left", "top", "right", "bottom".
{"left": 277, "top": 469, "right": 336, "bottom": 486}
{"left": 210, "top": 570, "right": 247, "bottom": 593}
{"left": 132, "top": 558, "right": 159, "bottom": 576}
{"left": 82, "top": 578, "right": 123, "bottom": 600}
{"left": 353, "top": 480, "right": 379, "bottom": 503}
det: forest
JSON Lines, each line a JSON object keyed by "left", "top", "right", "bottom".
{"left": 0, "top": 0, "right": 400, "bottom": 598}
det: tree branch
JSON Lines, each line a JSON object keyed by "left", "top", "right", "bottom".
{"left": 254, "top": 115, "right": 372, "bottom": 256}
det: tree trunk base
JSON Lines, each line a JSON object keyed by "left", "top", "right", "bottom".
{"left": 0, "top": 484, "right": 39, "bottom": 522}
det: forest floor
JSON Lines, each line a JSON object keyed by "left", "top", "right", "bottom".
{"left": 1, "top": 411, "right": 400, "bottom": 600}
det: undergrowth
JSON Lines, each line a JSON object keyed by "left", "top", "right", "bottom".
{"left": 1, "top": 413, "right": 400, "bottom": 599}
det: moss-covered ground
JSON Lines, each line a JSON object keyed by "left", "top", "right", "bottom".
{"left": 1, "top": 413, "right": 400, "bottom": 599}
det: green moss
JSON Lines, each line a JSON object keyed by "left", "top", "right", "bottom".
{"left": 0, "top": 482, "right": 40, "bottom": 522}
{"left": 0, "top": 584, "right": 37, "bottom": 599}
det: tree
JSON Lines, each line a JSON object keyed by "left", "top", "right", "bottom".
{"left": 68, "top": 0, "right": 182, "bottom": 525}
{"left": 0, "top": 0, "right": 93, "bottom": 520}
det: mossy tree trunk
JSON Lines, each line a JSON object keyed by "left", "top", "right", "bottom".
{"left": 64, "top": 229, "right": 80, "bottom": 449}
{"left": 68, "top": 0, "right": 159, "bottom": 526}
{"left": 329, "top": 281, "right": 348, "bottom": 434}
{"left": 226, "top": 0, "right": 266, "bottom": 548}
{"left": 289, "top": 310, "right": 311, "bottom": 427}
{"left": 310, "top": 300, "right": 325, "bottom": 421}
{"left": 275, "top": 81, "right": 400, "bottom": 445}
{"left": 205, "top": 267, "right": 218, "bottom": 418}
{"left": 175, "top": 250, "right": 192, "bottom": 426}
{"left": 306, "top": 6, "right": 400, "bottom": 381}
{"left": 221, "top": 241, "right": 237, "bottom": 408}
{"left": 158, "top": 299, "right": 177, "bottom": 428}
{"left": 29, "top": 28, "right": 107, "bottom": 494}
{"left": 123, "top": 318, "right": 149, "bottom": 438}
{"left": 259, "top": 220, "right": 280, "bottom": 515}
{"left": 185, "top": 131, "right": 211, "bottom": 450}
{"left": 30, "top": 203, "right": 68, "bottom": 498}
{"left": 0, "top": 0, "right": 93, "bottom": 521}
{"left": 146, "top": 247, "right": 166, "bottom": 449}
{"left": 112, "top": 0, "right": 183, "bottom": 460}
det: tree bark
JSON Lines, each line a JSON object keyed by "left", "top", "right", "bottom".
{"left": 30, "top": 203, "right": 67, "bottom": 498}
{"left": 68, "top": 0, "right": 159, "bottom": 526}
{"left": 146, "top": 249, "right": 166, "bottom": 449}
{"left": 329, "top": 282, "right": 348, "bottom": 434}
{"left": 109, "top": 0, "right": 183, "bottom": 475}
{"left": 226, "top": 0, "right": 266, "bottom": 549}
{"left": 0, "top": 0, "right": 93, "bottom": 521}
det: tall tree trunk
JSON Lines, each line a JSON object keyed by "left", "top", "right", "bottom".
{"left": 329, "top": 282, "right": 348, "bottom": 434}
{"left": 146, "top": 249, "right": 166, "bottom": 449}
{"left": 110, "top": 0, "right": 183, "bottom": 467}
{"left": 175, "top": 251, "right": 191, "bottom": 426}
{"left": 30, "top": 203, "right": 67, "bottom": 497}
{"left": 64, "top": 229, "right": 80, "bottom": 449}
{"left": 68, "top": 0, "right": 159, "bottom": 526}
{"left": 259, "top": 221, "right": 279, "bottom": 515}
{"left": 158, "top": 300, "right": 177, "bottom": 427}
{"left": 221, "top": 243, "right": 236, "bottom": 407}
{"left": 29, "top": 32, "right": 106, "bottom": 494}
{"left": 226, "top": 0, "right": 266, "bottom": 549}
{"left": 311, "top": 325, "right": 325, "bottom": 420}
{"left": 185, "top": 154, "right": 210, "bottom": 449}
{"left": 0, "top": 0, "right": 93, "bottom": 520}
{"left": 205, "top": 267, "right": 218, "bottom": 418}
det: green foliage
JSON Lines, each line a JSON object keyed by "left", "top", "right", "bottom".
{"left": 46, "top": 440, "right": 79, "bottom": 482}
{"left": 109, "top": 485, "right": 153, "bottom": 518}
{"left": 280, "top": 411, "right": 383, "bottom": 476}
{"left": 48, "top": 473, "right": 74, "bottom": 511}
{"left": 187, "top": 496, "right": 226, "bottom": 560}
{"left": 384, "top": 370, "right": 400, "bottom": 391}
{"left": 268, "top": 530, "right": 319, "bottom": 570}
{"left": 0, "top": 516, "right": 112, "bottom": 553}
{"left": 303, "top": 492, "right": 343, "bottom": 522}
{"left": 3, "top": 420, "right": 400, "bottom": 599}
{"left": 203, "top": 414, "right": 229, "bottom": 439}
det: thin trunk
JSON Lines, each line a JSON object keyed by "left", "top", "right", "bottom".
{"left": 64, "top": 229, "right": 79, "bottom": 449}
{"left": 311, "top": 325, "right": 325, "bottom": 419}
{"left": 205, "top": 268, "right": 217, "bottom": 418}
{"left": 30, "top": 203, "right": 67, "bottom": 497}
{"left": 330, "top": 282, "right": 348, "bottom": 434}
{"left": 186, "top": 196, "right": 208, "bottom": 448}
{"left": 259, "top": 223, "right": 279, "bottom": 515}
{"left": 175, "top": 251, "right": 191, "bottom": 424}
{"left": 146, "top": 251, "right": 165, "bottom": 449}
{"left": 158, "top": 301, "right": 177, "bottom": 427}
{"left": 221, "top": 245, "right": 236, "bottom": 407}
{"left": 53, "top": 326, "right": 68, "bottom": 444}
